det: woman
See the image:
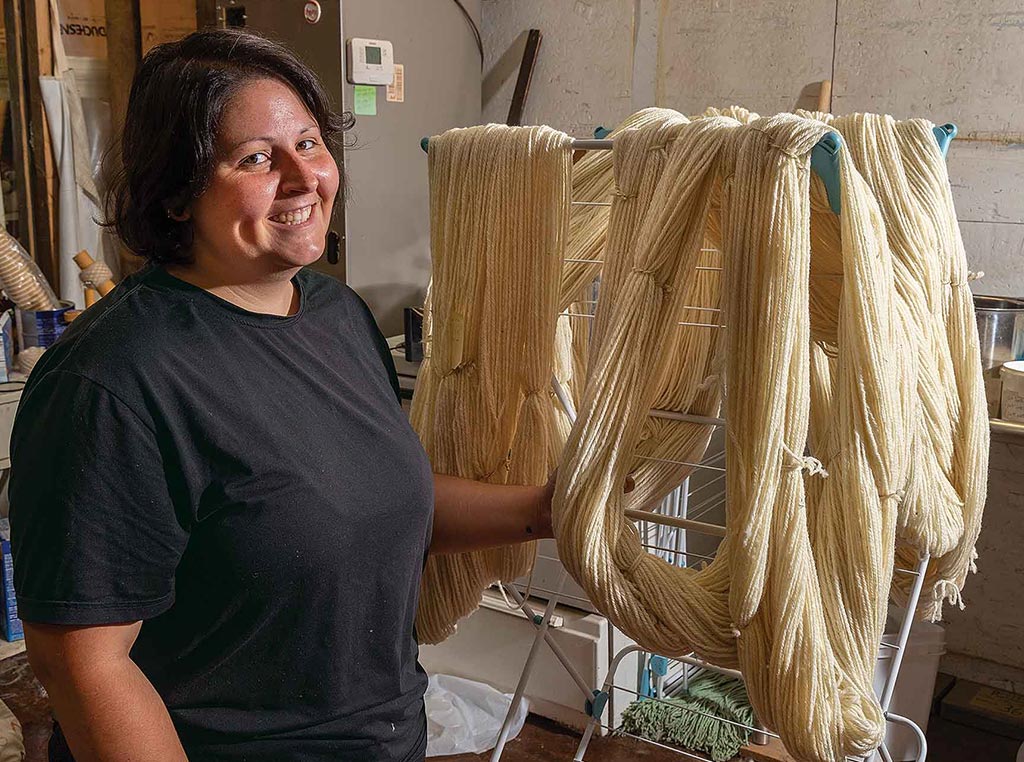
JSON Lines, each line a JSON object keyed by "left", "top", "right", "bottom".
{"left": 9, "top": 30, "right": 553, "bottom": 761}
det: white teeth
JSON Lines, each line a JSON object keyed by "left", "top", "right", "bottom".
{"left": 270, "top": 205, "right": 313, "bottom": 225}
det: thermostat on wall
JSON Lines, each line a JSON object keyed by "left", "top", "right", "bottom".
{"left": 346, "top": 38, "right": 395, "bottom": 86}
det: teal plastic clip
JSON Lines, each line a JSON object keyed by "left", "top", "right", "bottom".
{"left": 933, "top": 123, "right": 957, "bottom": 158}
{"left": 639, "top": 654, "right": 670, "bottom": 698}
{"left": 812, "top": 122, "right": 958, "bottom": 214}
{"left": 585, "top": 689, "right": 609, "bottom": 719}
{"left": 594, "top": 126, "right": 612, "bottom": 139}
{"left": 810, "top": 132, "right": 843, "bottom": 215}
{"left": 420, "top": 136, "right": 430, "bottom": 154}
{"left": 650, "top": 654, "right": 669, "bottom": 678}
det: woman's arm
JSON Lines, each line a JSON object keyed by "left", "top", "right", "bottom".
{"left": 24, "top": 621, "right": 188, "bottom": 762}
{"left": 429, "top": 474, "right": 555, "bottom": 555}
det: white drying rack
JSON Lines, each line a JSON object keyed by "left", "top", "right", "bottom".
{"left": 482, "top": 134, "right": 939, "bottom": 762}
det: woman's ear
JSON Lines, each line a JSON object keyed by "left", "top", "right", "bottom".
{"left": 164, "top": 192, "right": 192, "bottom": 222}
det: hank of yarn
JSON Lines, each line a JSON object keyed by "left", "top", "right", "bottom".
{"left": 412, "top": 124, "right": 572, "bottom": 644}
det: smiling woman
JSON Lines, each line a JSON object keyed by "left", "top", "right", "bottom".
{"left": 175, "top": 77, "right": 341, "bottom": 307}
{"left": 106, "top": 30, "right": 350, "bottom": 271}
{"left": 6, "top": 29, "right": 553, "bottom": 762}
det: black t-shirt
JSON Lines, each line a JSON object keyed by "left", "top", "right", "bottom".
{"left": 9, "top": 266, "right": 435, "bottom": 761}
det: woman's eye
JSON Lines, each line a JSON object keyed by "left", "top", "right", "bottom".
{"left": 297, "top": 139, "right": 318, "bottom": 151}
{"left": 241, "top": 152, "right": 269, "bottom": 166}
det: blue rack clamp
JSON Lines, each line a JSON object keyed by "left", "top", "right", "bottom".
{"left": 933, "top": 122, "right": 957, "bottom": 158}
{"left": 594, "top": 126, "right": 612, "bottom": 139}
{"left": 639, "top": 654, "right": 670, "bottom": 698}
{"left": 420, "top": 136, "right": 430, "bottom": 154}
{"left": 585, "top": 689, "right": 609, "bottom": 719}
{"left": 650, "top": 654, "right": 669, "bottom": 679}
{"left": 810, "top": 131, "right": 844, "bottom": 215}
{"left": 810, "top": 122, "right": 958, "bottom": 215}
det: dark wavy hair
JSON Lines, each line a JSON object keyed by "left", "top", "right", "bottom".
{"left": 104, "top": 29, "right": 354, "bottom": 266}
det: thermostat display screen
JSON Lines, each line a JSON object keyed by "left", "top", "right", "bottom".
{"left": 346, "top": 38, "right": 395, "bottom": 86}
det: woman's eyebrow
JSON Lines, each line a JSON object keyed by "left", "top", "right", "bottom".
{"left": 231, "top": 125, "right": 317, "bottom": 150}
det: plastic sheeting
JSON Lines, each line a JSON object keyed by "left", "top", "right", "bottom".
{"left": 39, "top": 0, "right": 114, "bottom": 308}
{"left": 425, "top": 673, "right": 529, "bottom": 757}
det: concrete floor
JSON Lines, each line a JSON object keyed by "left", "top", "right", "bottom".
{"left": 0, "top": 652, "right": 1018, "bottom": 762}
{"left": 441, "top": 712, "right": 1022, "bottom": 762}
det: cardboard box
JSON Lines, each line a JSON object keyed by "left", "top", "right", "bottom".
{"left": 56, "top": 0, "right": 197, "bottom": 59}
{"left": 140, "top": 0, "right": 197, "bottom": 55}
{"left": 940, "top": 678, "right": 1024, "bottom": 740}
{"left": 0, "top": 519, "right": 23, "bottom": 642}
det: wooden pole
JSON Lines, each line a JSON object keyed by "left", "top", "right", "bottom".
{"left": 104, "top": 0, "right": 142, "bottom": 276}
{"left": 21, "top": 0, "right": 59, "bottom": 288}
{"left": 3, "top": 0, "right": 37, "bottom": 253}
{"left": 506, "top": 29, "right": 542, "bottom": 127}
{"left": 817, "top": 79, "right": 833, "bottom": 114}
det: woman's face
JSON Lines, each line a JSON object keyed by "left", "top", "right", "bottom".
{"left": 187, "top": 78, "right": 340, "bottom": 276}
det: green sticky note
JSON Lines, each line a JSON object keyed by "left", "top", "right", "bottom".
{"left": 353, "top": 85, "right": 377, "bottom": 116}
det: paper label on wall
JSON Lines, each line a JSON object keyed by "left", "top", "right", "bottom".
{"left": 386, "top": 64, "right": 405, "bottom": 103}
{"left": 56, "top": 0, "right": 196, "bottom": 58}
{"left": 353, "top": 85, "right": 377, "bottom": 116}
{"left": 56, "top": 0, "right": 107, "bottom": 58}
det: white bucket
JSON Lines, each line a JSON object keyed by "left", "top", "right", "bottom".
{"left": 1001, "top": 360, "right": 1024, "bottom": 423}
{"left": 871, "top": 617, "right": 945, "bottom": 762}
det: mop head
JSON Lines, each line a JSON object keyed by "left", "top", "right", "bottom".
{"left": 620, "top": 669, "right": 754, "bottom": 762}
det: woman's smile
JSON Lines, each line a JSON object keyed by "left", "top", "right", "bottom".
{"left": 268, "top": 202, "right": 316, "bottom": 226}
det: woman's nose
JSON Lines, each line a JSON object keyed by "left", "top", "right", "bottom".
{"left": 279, "top": 151, "right": 318, "bottom": 194}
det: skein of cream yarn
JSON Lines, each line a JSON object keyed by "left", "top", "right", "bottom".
{"left": 412, "top": 124, "right": 572, "bottom": 645}
{"left": 585, "top": 110, "right": 725, "bottom": 512}
{"left": 891, "top": 118, "right": 990, "bottom": 619}
{"left": 557, "top": 109, "right": 682, "bottom": 411}
{"left": 800, "top": 112, "right": 990, "bottom": 619}
{"left": 553, "top": 113, "right": 904, "bottom": 762}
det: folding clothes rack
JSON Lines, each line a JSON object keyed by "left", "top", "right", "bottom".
{"left": 421, "top": 122, "right": 959, "bottom": 762}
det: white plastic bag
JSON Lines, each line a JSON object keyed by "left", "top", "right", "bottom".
{"left": 424, "top": 673, "right": 529, "bottom": 757}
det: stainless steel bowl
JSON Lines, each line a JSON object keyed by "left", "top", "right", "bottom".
{"left": 975, "top": 295, "right": 1024, "bottom": 373}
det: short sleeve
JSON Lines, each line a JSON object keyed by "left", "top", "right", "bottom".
{"left": 8, "top": 371, "right": 189, "bottom": 625}
{"left": 349, "top": 288, "right": 402, "bottom": 405}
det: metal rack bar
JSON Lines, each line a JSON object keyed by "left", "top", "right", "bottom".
{"left": 625, "top": 509, "right": 727, "bottom": 538}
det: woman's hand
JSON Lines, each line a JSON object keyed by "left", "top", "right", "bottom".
{"left": 534, "top": 471, "right": 635, "bottom": 543}
{"left": 534, "top": 472, "right": 557, "bottom": 540}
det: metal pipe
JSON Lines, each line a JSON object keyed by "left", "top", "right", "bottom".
{"left": 571, "top": 138, "right": 614, "bottom": 151}
{"left": 861, "top": 553, "right": 931, "bottom": 762}
{"left": 625, "top": 509, "right": 727, "bottom": 538}
{"left": 551, "top": 373, "right": 577, "bottom": 421}
{"left": 886, "top": 711, "right": 928, "bottom": 762}
{"left": 490, "top": 589, "right": 562, "bottom": 761}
